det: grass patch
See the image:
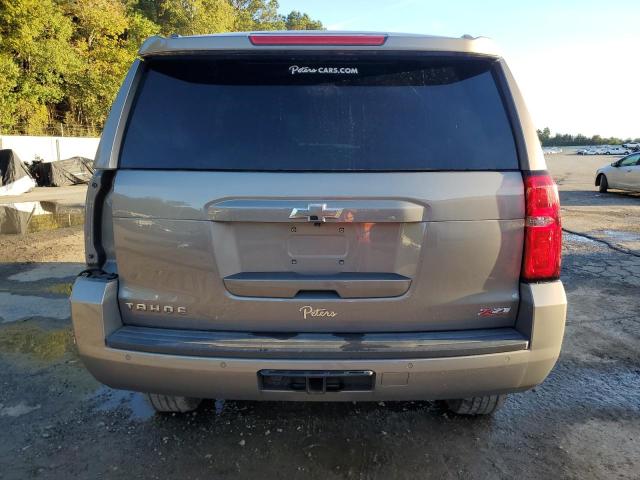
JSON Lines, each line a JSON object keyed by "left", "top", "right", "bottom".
{"left": 28, "top": 212, "right": 85, "bottom": 233}
{"left": 0, "top": 324, "right": 75, "bottom": 360}
{"left": 45, "top": 282, "right": 73, "bottom": 296}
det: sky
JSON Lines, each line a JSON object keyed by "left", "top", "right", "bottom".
{"left": 278, "top": 0, "right": 640, "bottom": 139}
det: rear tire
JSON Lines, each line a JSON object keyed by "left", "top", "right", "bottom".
{"left": 598, "top": 175, "right": 608, "bottom": 193}
{"left": 446, "top": 394, "right": 507, "bottom": 416}
{"left": 146, "top": 393, "right": 202, "bottom": 413}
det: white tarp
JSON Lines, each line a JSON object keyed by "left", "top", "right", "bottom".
{"left": 0, "top": 175, "right": 36, "bottom": 197}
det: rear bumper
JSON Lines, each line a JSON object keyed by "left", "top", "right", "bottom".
{"left": 106, "top": 325, "right": 529, "bottom": 359}
{"left": 70, "top": 277, "right": 566, "bottom": 401}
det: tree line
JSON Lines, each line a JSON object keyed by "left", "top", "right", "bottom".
{"left": 0, "top": 0, "right": 323, "bottom": 136}
{"left": 537, "top": 127, "right": 640, "bottom": 147}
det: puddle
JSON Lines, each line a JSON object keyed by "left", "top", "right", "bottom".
{"left": 215, "top": 399, "right": 226, "bottom": 415}
{"left": 91, "top": 386, "right": 156, "bottom": 422}
{"left": 0, "top": 324, "right": 74, "bottom": 358}
{"left": 564, "top": 233, "right": 598, "bottom": 244}
{"left": 601, "top": 230, "right": 640, "bottom": 242}
{"left": 0, "top": 292, "right": 70, "bottom": 323}
{"left": 0, "top": 402, "right": 42, "bottom": 417}
{"left": 0, "top": 201, "right": 84, "bottom": 235}
{"left": 8, "top": 263, "right": 83, "bottom": 282}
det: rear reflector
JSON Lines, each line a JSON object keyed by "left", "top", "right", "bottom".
{"left": 522, "top": 171, "right": 562, "bottom": 282}
{"left": 249, "top": 34, "right": 387, "bottom": 46}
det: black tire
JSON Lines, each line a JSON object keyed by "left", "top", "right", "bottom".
{"left": 146, "top": 393, "right": 202, "bottom": 413}
{"left": 598, "top": 174, "right": 608, "bottom": 193}
{"left": 446, "top": 394, "right": 507, "bottom": 416}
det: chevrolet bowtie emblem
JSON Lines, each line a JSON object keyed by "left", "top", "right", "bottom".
{"left": 289, "top": 203, "right": 343, "bottom": 222}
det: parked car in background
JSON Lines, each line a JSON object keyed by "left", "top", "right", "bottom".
{"left": 579, "top": 146, "right": 630, "bottom": 156}
{"left": 542, "top": 147, "right": 562, "bottom": 155}
{"left": 578, "top": 147, "right": 597, "bottom": 155}
{"left": 605, "top": 146, "right": 630, "bottom": 155}
{"left": 596, "top": 153, "right": 640, "bottom": 192}
{"left": 71, "top": 31, "right": 567, "bottom": 417}
{"left": 622, "top": 143, "right": 640, "bottom": 150}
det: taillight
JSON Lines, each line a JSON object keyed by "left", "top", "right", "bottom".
{"left": 522, "top": 171, "right": 562, "bottom": 282}
{"left": 248, "top": 34, "right": 387, "bottom": 46}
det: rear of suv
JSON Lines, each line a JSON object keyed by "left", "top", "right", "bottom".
{"left": 71, "top": 32, "right": 566, "bottom": 416}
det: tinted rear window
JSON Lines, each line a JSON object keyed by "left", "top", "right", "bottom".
{"left": 120, "top": 55, "right": 518, "bottom": 171}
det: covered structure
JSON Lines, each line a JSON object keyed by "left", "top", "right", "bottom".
{"left": 30, "top": 156, "right": 94, "bottom": 187}
{"left": 0, "top": 149, "right": 36, "bottom": 196}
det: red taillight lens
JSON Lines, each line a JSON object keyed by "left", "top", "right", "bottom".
{"left": 522, "top": 171, "right": 562, "bottom": 282}
{"left": 248, "top": 34, "right": 387, "bottom": 46}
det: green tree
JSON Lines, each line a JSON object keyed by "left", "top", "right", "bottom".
{"left": 0, "top": 53, "right": 21, "bottom": 132}
{"left": 229, "top": 1, "right": 323, "bottom": 31}
{"left": 133, "top": 0, "right": 235, "bottom": 35}
{"left": 0, "top": 0, "right": 76, "bottom": 134}
{"left": 64, "top": 0, "right": 158, "bottom": 132}
{"left": 0, "top": 0, "right": 324, "bottom": 135}
{"left": 537, "top": 128, "right": 631, "bottom": 147}
{"left": 230, "top": 0, "right": 284, "bottom": 30}
{"left": 284, "top": 10, "right": 323, "bottom": 30}
{"left": 536, "top": 127, "right": 551, "bottom": 146}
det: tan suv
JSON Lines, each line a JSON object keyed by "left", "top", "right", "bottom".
{"left": 71, "top": 32, "right": 566, "bottom": 416}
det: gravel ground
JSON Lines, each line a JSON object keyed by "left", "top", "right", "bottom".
{"left": 546, "top": 154, "right": 640, "bottom": 254}
{"left": 0, "top": 155, "right": 638, "bottom": 479}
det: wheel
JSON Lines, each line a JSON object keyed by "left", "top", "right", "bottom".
{"left": 146, "top": 393, "right": 202, "bottom": 413}
{"left": 446, "top": 394, "right": 507, "bottom": 415}
{"left": 598, "top": 174, "right": 608, "bottom": 193}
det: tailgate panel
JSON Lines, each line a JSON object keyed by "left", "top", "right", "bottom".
{"left": 112, "top": 170, "right": 524, "bottom": 333}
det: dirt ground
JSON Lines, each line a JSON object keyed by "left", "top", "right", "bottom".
{"left": 0, "top": 226, "right": 85, "bottom": 263}
{"left": 0, "top": 155, "right": 638, "bottom": 479}
{"left": 0, "top": 185, "right": 86, "bottom": 263}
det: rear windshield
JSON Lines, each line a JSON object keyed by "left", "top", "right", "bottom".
{"left": 120, "top": 55, "right": 519, "bottom": 171}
